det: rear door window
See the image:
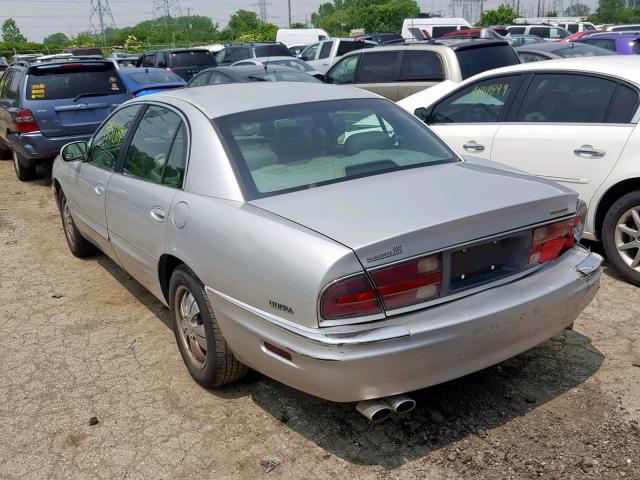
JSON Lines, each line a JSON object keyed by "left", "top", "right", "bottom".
{"left": 357, "top": 52, "right": 399, "bottom": 83}
{"left": 399, "top": 51, "right": 444, "bottom": 81}
{"left": 123, "top": 106, "right": 183, "bottom": 184}
{"left": 529, "top": 27, "right": 551, "bottom": 38}
{"left": 455, "top": 45, "right": 520, "bottom": 79}
{"left": 171, "top": 50, "right": 215, "bottom": 67}
{"left": 89, "top": 105, "right": 142, "bottom": 170}
{"left": 508, "top": 27, "right": 526, "bottom": 34}
{"left": 432, "top": 75, "right": 522, "bottom": 123}
{"left": 26, "top": 64, "right": 125, "bottom": 101}
{"left": 517, "top": 74, "right": 617, "bottom": 123}
{"left": 607, "top": 84, "right": 640, "bottom": 123}
{"left": 566, "top": 23, "right": 579, "bottom": 33}
{"left": 209, "top": 72, "right": 233, "bottom": 84}
{"left": 519, "top": 52, "right": 550, "bottom": 62}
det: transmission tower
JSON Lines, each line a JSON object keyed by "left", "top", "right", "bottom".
{"left": 449, "top": 0, "right": 484, "bottom": 24}
{"left": 153, "top": 0, "right": 183, "bottom": 44}
{"left": 89, "top": 0, "right": 116, "bottom": 47}
{"left": 257, "top": 0, "right": 268, "bottom": 22}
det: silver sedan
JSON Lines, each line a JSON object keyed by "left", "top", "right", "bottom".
{"left": 52, "top": 83, "right": 602, "bottom": 421}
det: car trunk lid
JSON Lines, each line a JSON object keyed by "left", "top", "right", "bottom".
{"left": 250, "top": 161, "right": 578, "bottom": 269}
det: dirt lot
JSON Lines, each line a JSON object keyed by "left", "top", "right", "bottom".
{"left": 0, "top": 160, "right": 639, "bottom": 480}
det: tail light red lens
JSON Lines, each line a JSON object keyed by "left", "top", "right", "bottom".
{"left": 320, "top": 274, "right": 382, "bottom": 320}
{"left": 15, "top": 109, "right": 39, "bottom": 133}
{"left": 529, "top": 216, "right": 580, "bottom": 265}
{"left": 370, "top": 254, "right": 442, "bottom": 310}
{"left": 320, "top": 254, "right": 442, "bottom": 320}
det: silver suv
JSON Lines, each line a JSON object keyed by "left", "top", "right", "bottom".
{"left": 324, "top": 40, "right": 520, "bottom": 101}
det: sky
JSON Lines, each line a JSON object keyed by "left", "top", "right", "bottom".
{"left": 0, "top": 0, "right": 601, "bottom": 42}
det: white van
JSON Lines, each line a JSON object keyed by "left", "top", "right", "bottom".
{"left": 276, "top": 28, "right": 331, "bottom": 47}
{"left": 402, "top": 17, "right": 471, "bottom": 40}
{"left": 513, "top": 17, "right": 596, "bottom": 33}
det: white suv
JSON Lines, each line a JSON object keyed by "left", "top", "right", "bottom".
{"left": 399, "top": 56, "right": 640, "bottom": 285}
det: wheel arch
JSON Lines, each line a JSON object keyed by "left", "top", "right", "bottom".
{"left": 158, "top": 254, "right": 188, "bottom": 304}
{"left": 595, "top": 178, "right": 640, "bottom": 239}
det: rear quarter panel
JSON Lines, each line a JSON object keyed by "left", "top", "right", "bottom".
{"left": 164, "top": 193, "right": 362, "bottom": 329}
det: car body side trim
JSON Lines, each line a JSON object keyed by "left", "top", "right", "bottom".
{"left": 204, "top": 286, "right": 411, "bottom": 346}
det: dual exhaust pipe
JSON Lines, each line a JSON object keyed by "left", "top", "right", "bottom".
{"left": 356, "top": 394, "right": 416, "bottom": 422}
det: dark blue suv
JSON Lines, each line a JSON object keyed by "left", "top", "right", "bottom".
{"left": 0, "top": 59, "right": 131, "bottom": 180}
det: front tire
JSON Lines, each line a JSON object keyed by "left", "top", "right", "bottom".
{"left": 12, "top": 149, "right": 36, "bottom": 181}
{"left": 58, "top": 191, "right": 98, "bottom": 258}
{"left": 602, "top": 191, "right": 640, "bottom": 286}
{"left": 169, "top": 265, "right": 248, "bottom": 388}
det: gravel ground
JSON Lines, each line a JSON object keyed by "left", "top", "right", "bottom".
{"left": 0, "top": 160, "right": 639, "bottom": 480}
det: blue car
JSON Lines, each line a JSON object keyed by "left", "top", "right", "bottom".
{"left": 0, "top": 59, "right": 131, "bottom": 180}
{"left": 118, "top": 67, "right": 186, "bottom": 97}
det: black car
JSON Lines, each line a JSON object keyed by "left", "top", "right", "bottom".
{"left": 136, "top": 48, "right": 216, "bottom": 81}
{"left": 215, "top": 42, "right": 293, "bottom": 66}
{"left": 186, "top": 65, "right": 320, "bottom": 87}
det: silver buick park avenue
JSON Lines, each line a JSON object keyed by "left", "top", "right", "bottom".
{"left": 52, "top": 82, "right": 602, "bottom": 422}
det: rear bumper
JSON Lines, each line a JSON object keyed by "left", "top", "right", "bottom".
{"left": 207, "top": 246, "right": 602, "bottom": 403}
{"left": 8, "top": 132, "right": 90, "bottom": 165}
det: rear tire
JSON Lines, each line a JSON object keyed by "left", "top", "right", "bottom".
{"left": 602, "top": 190, "right": 640, "bottom": 286}
{"left": 12, "top": 149, "right": 36, "bottom": 181}
{"left": 58, "top": 190, "right": 98, "bottom": 258}
{"left": 169, "top": 265, "right": 248, "bottom": 388}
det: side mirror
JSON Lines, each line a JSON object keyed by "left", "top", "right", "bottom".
{"left": 414, "top": 107, "right": 431, "bottom": 124}
{"left": 61, "top": 141, "right": 88, "bottom": 162}
{"left": 314, "top": 73, "right": 326, "bottom": 82}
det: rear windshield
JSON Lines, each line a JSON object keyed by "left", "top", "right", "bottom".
{"left": 26, "top": 64, "right": 125, "bottom": 100}
{"left": 240, "top": 70, "right": 319, "bottom": 83}
{"left": 215, "top": 99, "right": 456, "bottom": 199}
{"left": 171, "top": 51, "right": 215, "bottom": 67}
{"left": 127, "top": 70, "right": 183, "bottom": 84}
{"left": 555, "top": 44, "right": 616, "bottom": 58}
{"left": 255, "top": 44, "right": 292, "bottom": 57}
{"left": 456, "top": 45, "right": 520, "bottom": 80}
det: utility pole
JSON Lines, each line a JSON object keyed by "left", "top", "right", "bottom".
{"left": 288, "top": 0, "right": 292, "bottom": 27}
{"left": 258, "top": 0, "right": 268, "bottom": 22}
{"left": 153, "top": 0, "right": 183, "bottom": 45}
{"left": 89, "top": 0, "right": 116, "bottom": 48}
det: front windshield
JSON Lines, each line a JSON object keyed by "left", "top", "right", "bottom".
{"left": 215, "top": 99, "right": 457, "bottom": 199}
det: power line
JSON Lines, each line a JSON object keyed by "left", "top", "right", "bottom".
{"left": 89, "top": 0, "right": 116, "bottom": 47}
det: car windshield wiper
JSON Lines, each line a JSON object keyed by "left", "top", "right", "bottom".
{"left": 73, "top": 92, "right": 107, "bottom": 102}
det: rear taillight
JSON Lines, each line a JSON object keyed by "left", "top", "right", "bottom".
{"left": 15, "top": 108, "right": 39, "bottom": 133}
{"left": 167, "top": 67, "right": 176, "bottom": 72}
{"left": 320, "top": 254, "right": 442, "bottom": 320}
{"left": 528, "top": 201, "right": 586, "bottom": 265}
{"left": 320, "top": 274, "right": 382, "bottom": 320}
{"left": 370, "top": 254, "right": 442, "bottom": 310}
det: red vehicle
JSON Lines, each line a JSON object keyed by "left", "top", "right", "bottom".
{"left": 442, "top": 27, "right": 509, "bottom": 39}
{"left": 557, "top": 30, "right": 607, "bottom": 42}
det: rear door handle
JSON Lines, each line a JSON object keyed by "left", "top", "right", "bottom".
{"left": 574, "top": 145, "right": 605, "bottom": 158}
{"left": 463, "top": 141, "right": 486, "bottom": 152}
{"left": 94, "top": 184, "right": 105, "bottom": 195}
{"left": 150, "top": 207, "right": 166, "bottom": 223}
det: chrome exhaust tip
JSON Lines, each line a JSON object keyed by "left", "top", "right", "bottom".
{"left": 382, "top": 394, "right": 416, "bottom": 414}
{"left": 356, "top": 399, "right": 393, "bottom": 423}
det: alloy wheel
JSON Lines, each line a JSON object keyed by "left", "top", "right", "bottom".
{"left": 614, "top": 206, "right": 640, "bottom": 271}
{"left": 175, "top": 285, "right": 207, "bottom": 370}
{"left": 62, "top": 201, "right": 76, "bottom": 247}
